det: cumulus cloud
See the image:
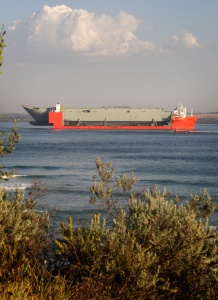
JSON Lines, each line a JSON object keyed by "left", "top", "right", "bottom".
{"left": 7, "top": 5, "right": 202, "bottom": 61}
{"left": 8, "top": 5, "right": 155, "bottom": 58}
{"left": 170, "top": 31, "right": 201, "bottom": 49}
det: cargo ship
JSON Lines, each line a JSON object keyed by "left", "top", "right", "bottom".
{"left": 22, "top": 103, "right": 198, "bottom": 131}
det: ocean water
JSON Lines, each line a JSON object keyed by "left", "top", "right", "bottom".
{"left": 1, "top": 122, "right": 218, "bottom": 228}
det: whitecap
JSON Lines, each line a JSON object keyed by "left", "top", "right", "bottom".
{"left": 0, "top": 182, "right": 32, "bottom": 191}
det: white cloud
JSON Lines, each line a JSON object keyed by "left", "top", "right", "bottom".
{"left": 7, "top": 5, "right": 202, "bottom": 61}
{"left": 181, "top": 31, "right": 201, "bottom": 49}
{"left": 170, "top": 31, "right": 201, "bottom": 49}
{"left": 8, "top": 5, "right": 155, "bottom": 58}
{"left": 8, "top": 19, "right": 22, "bottom": 31}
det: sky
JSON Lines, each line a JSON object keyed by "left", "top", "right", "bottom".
{"left": 0, "top": 0, "right": 218, "bottom": 113}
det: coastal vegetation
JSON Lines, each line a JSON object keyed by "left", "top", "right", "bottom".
{"left": 0, "top": 24, "right": 6, "bottom": 74}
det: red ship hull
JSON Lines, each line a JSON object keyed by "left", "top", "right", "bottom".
{"left": 48, "top": 111, "right": 198, "bottom": 131}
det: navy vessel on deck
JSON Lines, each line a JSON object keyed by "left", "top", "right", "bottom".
{"left": 22, "top": 104, "right": 172, "bottom": 126}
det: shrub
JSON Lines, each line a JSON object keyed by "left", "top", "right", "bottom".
{"left": 0, "top": 153, "right": 217, "bottom": 299}
{"left": 0, "top": 121, "right": 20, "bottom": 179}
{"left": 55, "top": 158, "right": 218, "bottom": 300}
{"left": 0, "top": 182, "right": 50, "bottom": 282}
{"left": 0, "top": 24, "right": 6, "bottom": 73}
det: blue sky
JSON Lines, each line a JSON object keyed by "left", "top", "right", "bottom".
{"left": 0, "top": 0, "right": 218, "bottom": 113}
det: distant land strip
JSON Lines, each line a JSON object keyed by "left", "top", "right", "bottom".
{"left": 1, "top": 113, "right": 218, "bottom": 124}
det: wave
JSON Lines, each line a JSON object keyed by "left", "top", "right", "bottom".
{"left": 0, "top": 182, "right": 32, "bottom": 191}
{"left": 6, "top": 165, "right": 69, "bottom": 170}
{"left": 11, "top": 174, "right": 28, "bottom": 178}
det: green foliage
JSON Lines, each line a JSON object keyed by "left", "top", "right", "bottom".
{"left": 0, "top": 24, "right": 20, "bottom": 180}
{"left": 0, "top": 121, "right": 21, "bottom": 179}
{"left": 0, "top": 270, "right": 74, "bottom": 300}
{"left": 0, "top": 24, "right": 6, "bottom": 73}
{"left": 0, "top": 121, "right": 20, "bottom": 157}
{"left": 0, "top": 183, "right": 50, "bottom": 282}
{"left": 55, "top": 158, "right": 218, "bottom": 299}
{"left": 90, "top": 157, "right": 137, "bottom": 217}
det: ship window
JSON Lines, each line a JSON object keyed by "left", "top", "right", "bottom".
{"left": 126, "top": 110, "right": 130, "bottom": 113}
{"left": 83, "top": 110, "right": 90, "bottom": 113}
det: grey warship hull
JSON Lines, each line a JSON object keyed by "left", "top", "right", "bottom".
{"left": 22, "top": 105, "right": 55, "bottom": 126}
{"left": 22, "top": 105, "right": 172, "bottom": 126}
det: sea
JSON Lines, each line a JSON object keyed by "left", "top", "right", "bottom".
{"left": 1, "top": 122, "right": 218, "bottom": 229}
